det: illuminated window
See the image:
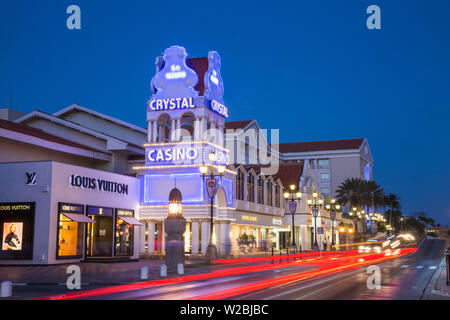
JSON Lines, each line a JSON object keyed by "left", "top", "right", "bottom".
{"left": 115, "top": 216, "right": 134, "bottom": 256}
{"left": 57, "top": 214, "right": 83, "bottom": 257}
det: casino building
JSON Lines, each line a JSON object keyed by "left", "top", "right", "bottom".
{"left": 0, "top": 45, "right": 364, "bottom": 264}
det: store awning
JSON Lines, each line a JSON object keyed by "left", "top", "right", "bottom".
{"left": 118, "top": 216, "right": 144, "bottom": 226}
{"left": 62, "top": 213, "right": 96, "bottom": 223}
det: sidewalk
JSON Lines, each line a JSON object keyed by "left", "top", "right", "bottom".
{"left": 424, "top": 256, "right": 450, "bottom": 299}
{"left": 0, "top": 258, "right": 209, "bottom": 285}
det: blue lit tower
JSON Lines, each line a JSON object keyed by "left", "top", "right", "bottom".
{"left": 135, "top": 46, "right": 235, "bottom": 257}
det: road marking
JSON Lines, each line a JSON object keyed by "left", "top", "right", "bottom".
{"left": 429, "top": 266, "right": 437, "bottom": 270}
{"left": 400, "top": 265, "right": 409, "bottom": 268}
{"left": 416, "top": 266, "right": 424, "bottom": 269}
{"left": 261, "top": 269, "right": 361, "bottom": 300}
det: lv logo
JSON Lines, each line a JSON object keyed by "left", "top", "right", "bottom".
{"left": 26, "top": 172, "right": 37, "bottom": 185}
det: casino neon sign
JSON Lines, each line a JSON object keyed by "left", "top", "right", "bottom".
{"left": 146, "top": 145, "right": 230, "bottom": 165}
{"left": 149, "top": 97, "right": 195, "bottom": 111}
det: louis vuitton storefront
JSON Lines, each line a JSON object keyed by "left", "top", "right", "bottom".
{"left": 0, "top": 161, "right": 142, "bottom": 265}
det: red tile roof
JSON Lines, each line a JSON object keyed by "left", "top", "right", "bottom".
{"left": 186, "top": 57, "right": 208, "bottom": 96}
{"left": 225, "top": 120, "right": 253, "bottom": 130}
{"left": 242, "top": 162, "right": 304, "bottom": 188}
{"left": 279, "top": 139, "right": 364, "bottom": 153}
{"left": 0, "top": 119, "right": 110, "bottom": 155}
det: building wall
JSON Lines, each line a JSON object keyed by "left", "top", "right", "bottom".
{"left": 61, "top": 112, "right": 147, "bottom": 147}
{"left": 0, "top": 137, "right": 104, "bottom": 169}
{"left": 329, "top": 156, "right": 361, "bottom": 198}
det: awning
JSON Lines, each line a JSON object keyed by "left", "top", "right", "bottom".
{"left": 118, "top": 216, "right": 144, "bottom": 226}
{"left": 62, "top": 213, "right": 96, "bottom": 223}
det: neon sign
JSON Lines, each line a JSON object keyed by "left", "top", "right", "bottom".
{"left": 210, "top": 100, "right": 228, "bottom": 118}
{"left": 147, "top": 147, "right": 198, "bottom": 163}
{"left": 149, "top": 97, "right": 195, "bottom": 111}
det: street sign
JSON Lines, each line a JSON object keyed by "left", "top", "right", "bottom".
{"left": 206, "top": 178, "right": 217, "bottom": 199}
{"left": 317, "top": 227, "right": 324, "bottom": 234}
{"left": 330, "top": 211, "right": 336, "bottom": 220}
{"left": 288, "top": 201, "right": 297, "bottom": 214}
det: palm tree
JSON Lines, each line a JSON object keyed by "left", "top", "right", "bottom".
{"left": 383, "top": 193, "right": 401, "bottom": 233}
{"left": 335, "top": 177, "right": 365, "bottom": 209}
{"left": 361, "top": 180, "right": 384, "bottom": 232}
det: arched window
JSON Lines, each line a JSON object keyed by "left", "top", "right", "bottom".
{"left": 267, "top": 180, "right": 273, "bottom": 207}
{"left": 257, "top": 176, "right": 264, "bottom": 204}
{"left": 236, "top": 169, "right": 245, "bottom": 201}
{"left": 247, "top": 172, "right": 255, "bottom": 203}
{"left": 275, "top": 183, "right": 280, "bottom": 208}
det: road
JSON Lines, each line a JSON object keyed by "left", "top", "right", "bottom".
{"left": 38, "top": 238, "right": 447, "bottom": 300}
{"left": 234, "top": 238, "right": 447, "bottom": 300}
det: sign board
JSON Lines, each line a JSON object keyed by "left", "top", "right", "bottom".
{"left": 317, "top": 227, "right": 324, "bottom": 235}
{"left": 206, "top": 178, "right": 217, "bottom": 199}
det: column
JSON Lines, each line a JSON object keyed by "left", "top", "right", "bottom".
{"left": 194, "top": 118, "right": 199, "bottom": 140}
{"left": 191, "top": 220, "right": 199, "bottom": 256}
{"left": 201, "top": 220, "right": 210, "bottom": 255}
{"left": 161, "top": 221, "right": 166, "bottom": 254}
{"left": 220, "top": 222, "right": 230, "bottom": 256}
{"left": 148, "top": 221, "right": 155, "bottom": 255}
{"left": 170, "top": 119, "right": 175, "bottom": 141}
{"left": 140, "top": 221, "right": 147, "bottom": 255}
{"left": 184, "top": 221, "right": 191, "bottom": 253}
{"left": 176, "top": 119, "right": 181, "bottom": 141}
{"left": 200, "top": 118, "right": 205, "bottom": 141}
{"left": 152, "top": 121, "right": 157, "bottom": 142}
{"left": 147, "top": 123, "right": 152, "bottom": 143}
{"left": 214, "top": 222, "right": 221, "bottom": 253}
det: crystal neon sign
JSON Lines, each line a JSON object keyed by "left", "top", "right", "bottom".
{"left": 210, "top": 100, "right": 228, "bottom": 118}
{"left": 149, "top": 97, "right": 195, "bottom": 111}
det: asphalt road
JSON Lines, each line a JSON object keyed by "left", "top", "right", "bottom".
{"left": 234, "top": 238, "right": 447, "bottom": 300}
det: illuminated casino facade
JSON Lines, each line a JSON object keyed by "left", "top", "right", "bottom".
{"left": 0, "top": 45, "right": 371, "bottom": 264}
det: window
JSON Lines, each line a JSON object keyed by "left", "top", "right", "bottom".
{"left": 320, "top": 173, "right": 330, "bottom": 182}
{"left": 267, "top": 180, "right": 273, "bottom": 206}
{"left": 309, "top": 159, "right": 315, "bottom": 169}
{"left": 257, "top": 176, "right": 264, "bottom": 204}
{"left": 247, "top": 173, "right": 255, "bottom": 202}
{"left": 275, "top": 184, "right": 280, "bottom": 207}
{"left": 56, "top": 203, "right": 88, "bottom": 259}
{"left": 115, "top": 209, "right": 135, "bottom": 257}
{"left": 236, "top": 169, "right": 245, "bottom": 200}
{"left": 318, "top": 159, "right": 329, "bottom": 169}
{"left": 0, "top": 202, "right": 35, "bottom": 260}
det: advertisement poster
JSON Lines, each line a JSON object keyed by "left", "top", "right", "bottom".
{"left": 2, "top": 222, "right": 23, "bottom": 251}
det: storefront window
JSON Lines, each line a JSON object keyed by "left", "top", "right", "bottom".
{"left": 0, "top": 202, "right": 35, "bottom": 260}
{"left": 115, "top": 209, "right": 142, "bottom": 257}
{"left": 86, "top": 206, "right": 114, "bottom": 257}
{"left": 57, "top": 203, "right": 92, "bottom": 259}
{"left": 275, "top": 184, "right": 280, "bottom": 207}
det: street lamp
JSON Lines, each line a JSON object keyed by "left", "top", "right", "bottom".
{"left": 307, "top": 192, "right": 323, "bottom": 251}
{"left": 199, "top": 152, "right": 225, "bottom": 262}
{"left": 283, "top": 184, "right": 302, "bottom": 248}
{"left": 325, "top": 199, "right": 341, "bottom": 250}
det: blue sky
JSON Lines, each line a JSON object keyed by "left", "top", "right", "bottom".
{"left": 1, "top": 0, "right": 449, "bottom": 225}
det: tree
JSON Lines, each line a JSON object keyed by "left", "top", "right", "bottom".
{"left": 336, "top": 178, "right": 365, "bottom": 209}
{"left": 383, "top": 193, "right": 402, "bottom": 232}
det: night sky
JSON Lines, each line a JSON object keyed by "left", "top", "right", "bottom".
{"left": 1, "top": 1, "right": 449, "bottom": 225}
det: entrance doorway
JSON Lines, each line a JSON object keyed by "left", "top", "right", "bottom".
{"left": 85, "top": 206, "right": 114, "bottom": 257}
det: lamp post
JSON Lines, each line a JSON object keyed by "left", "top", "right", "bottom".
{"left": 283, "top": 185, "right": 302, "bottom": 248}
{"left": 307, "top": 192, "right": 323, "bottom": 251}
{"left": 199, "top": 152, "right": 225, "bottom": 262}
{"left": 325, "top": 199, "right": 341, "bottom": 250}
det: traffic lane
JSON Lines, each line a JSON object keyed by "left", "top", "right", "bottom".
{"left": 85, "top": 264, "right": 317, "bottom": 300}
{"left": 234, "top": 239, "right": 445, "bottom": 300}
